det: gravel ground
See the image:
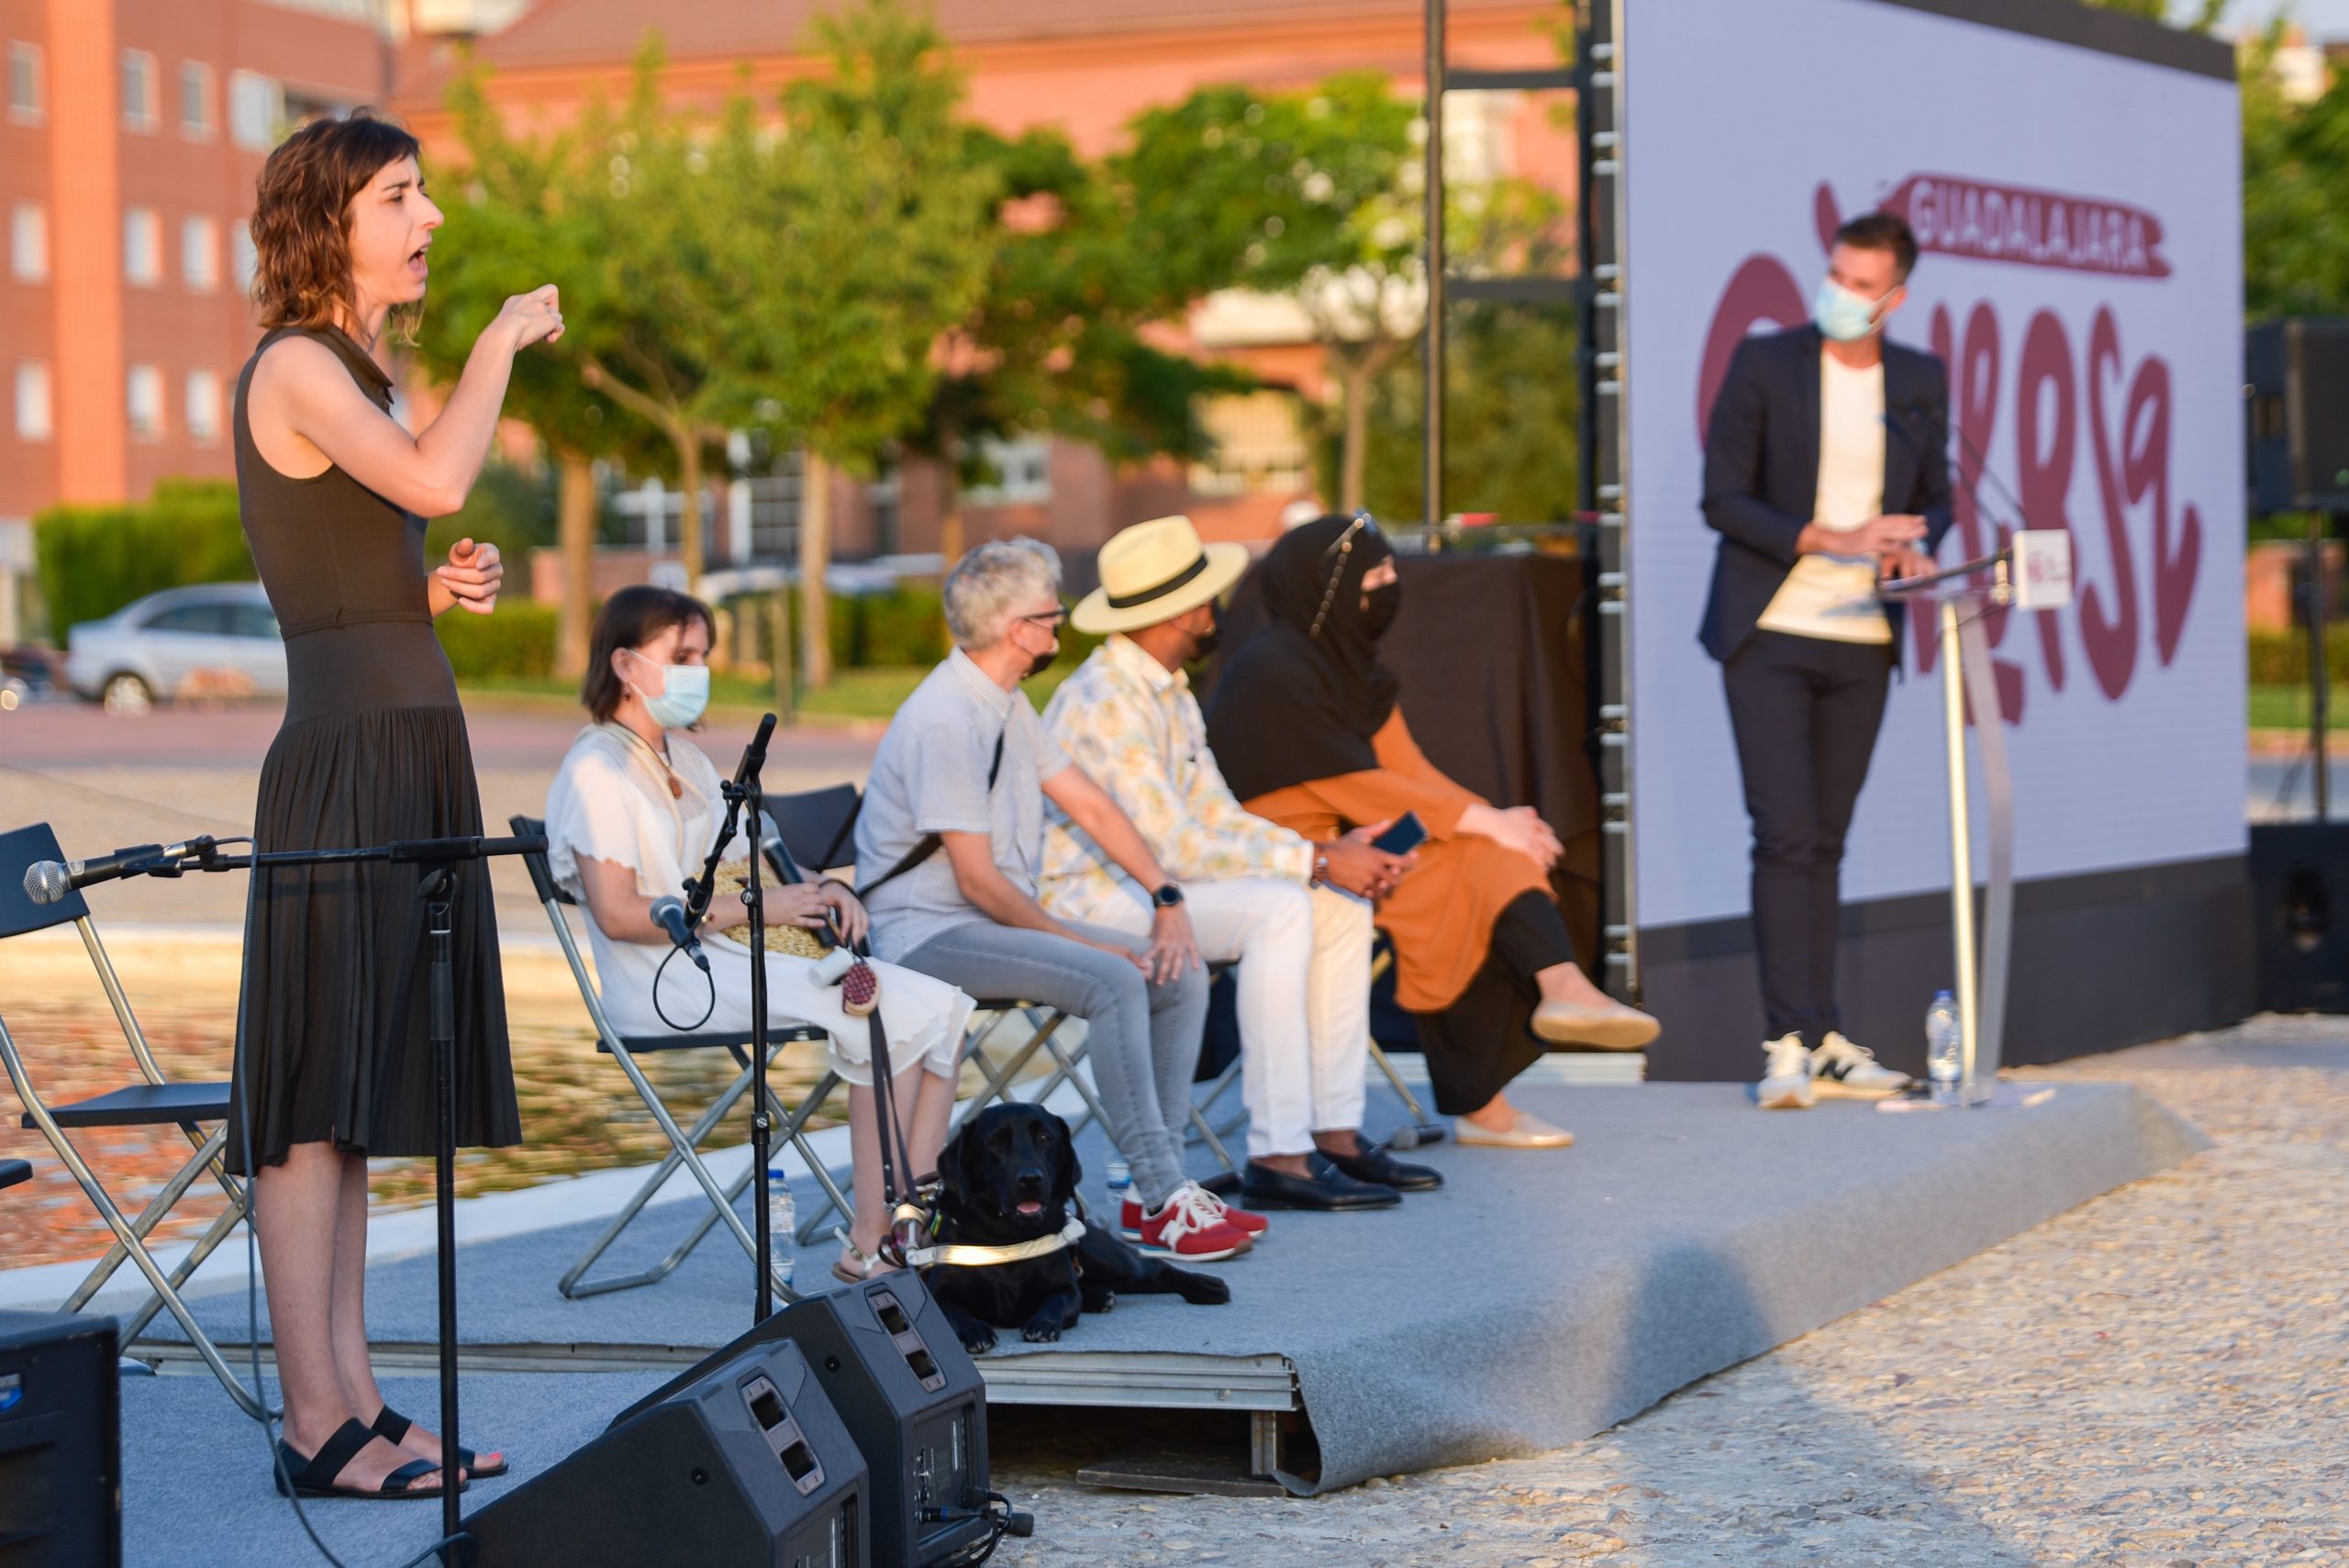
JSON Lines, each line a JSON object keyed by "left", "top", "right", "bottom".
{"left": 985, "top": 1015, "right": 2349, "bottom": 1568}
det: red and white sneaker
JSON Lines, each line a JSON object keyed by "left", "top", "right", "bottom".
{"left": 1120, "top": 1183, "right": 1269, "bottom": 1242}
{"left": 1126, "top": 1183, "right": 1255, "bottom": 1262}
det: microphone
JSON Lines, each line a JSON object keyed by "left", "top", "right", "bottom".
{"left": 649, "top": 895, "right": 710, "bottom": 973}
{"left": 733, "top": 712, "right": 777, "bottom": 791}
{"left": 23, "top": 836, "right": 217, "bottom": 905}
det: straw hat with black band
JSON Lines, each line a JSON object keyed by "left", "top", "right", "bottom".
{"left": 1071, "top": 515, "right": 1252, "bottom": 636}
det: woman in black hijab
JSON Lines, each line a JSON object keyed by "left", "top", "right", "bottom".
{"left": 1208, "top": 515, "right": 1658, "bottom": 1148}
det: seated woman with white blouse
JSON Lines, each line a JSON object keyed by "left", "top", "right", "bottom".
{"left": 544, "top": 585, "right": 974, "bottom": 1283}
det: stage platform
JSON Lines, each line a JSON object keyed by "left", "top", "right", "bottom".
{"left": 100, "top": 1070, "right": 2207, "bottom": 1561}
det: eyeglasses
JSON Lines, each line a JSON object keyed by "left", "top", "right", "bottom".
{"left": 1019, "top": 604, "right": 1072, "bottom": 630}
{"left": 1308, "top": 512, "right": 1382, "bottom": 639}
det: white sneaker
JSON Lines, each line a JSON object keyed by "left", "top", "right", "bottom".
{"left": 1756, "top": 1034, "right": 1815, "bottom": 1110}
{"left": 1810, "top": 1032, "right": 1911, "bottom": 1099}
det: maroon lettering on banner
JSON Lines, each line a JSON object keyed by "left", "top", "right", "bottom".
{"left": 2128, "top": 353, "right": 2202, "bottom": 665}
{"left": 2015, "top": 310, "right": 2075, "bottom": 694}
{"left": 1885, "top": 173, "right": 2170, "bottom": 281}
{"left": 2082, "top": 308, "right": 2140, "bottom": 700}
{"left": 1919, "top": 302, "right": 2027, "bottom": 723}
{"left": 1696, "top": 253, "right": 1808, "bottom": 437}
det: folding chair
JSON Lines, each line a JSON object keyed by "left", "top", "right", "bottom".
{"left": 508, "top": 816, "right": 845, "bottom": 1301}
{"left": 0, "top": 821, "right": 263, "bottom": 1418}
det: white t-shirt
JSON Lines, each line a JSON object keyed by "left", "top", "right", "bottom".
{"left": 1757, "top": 350, "right": 1893, "bottom": 645}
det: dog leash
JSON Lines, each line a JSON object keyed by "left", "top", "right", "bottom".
{"left": 900, "top": 1218, "right": 1086, "bottom": 1271}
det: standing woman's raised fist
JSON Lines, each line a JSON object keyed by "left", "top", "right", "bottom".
{"left": 495, "top": 284, "right": 564, "bottom": 350}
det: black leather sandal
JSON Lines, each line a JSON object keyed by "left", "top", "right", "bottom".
{"left": 275, "top": 1418, "right": 459, "bottom": 1500}
{"left": 373, "top": 1404, "right": 508, "bottom": 1479}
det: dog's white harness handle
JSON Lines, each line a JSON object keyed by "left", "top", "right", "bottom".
{"left": 902, "top": 1217, "right": 1086, "bottom": 1271}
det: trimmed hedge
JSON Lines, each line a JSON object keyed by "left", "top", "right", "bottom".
{"left": 437, "top": 601, "right": 558, "bottom": 680}
{"left": 2249, "top": 628, "right": 2349, "bottom": 688}
{"left": 826, "top": 584, "right": 951, "bottom": 671}
{"left": 33, "top": 480, "right": 255, "bottom": 634}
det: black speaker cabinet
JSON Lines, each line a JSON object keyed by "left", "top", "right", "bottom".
{"left": 0, "top": 1310, "right": 121, "bottom": 1568}
{"left": 618, "top": 1276, "right": 991, "bottom": 1568}
{"left": 466, "top": 1338, "right": 865, "bottom": 1568}
{"left": 2249, "top": 318, "right": 2349, "bottom": 514}
{"left": 2252, "top": 822, "right": 2349, "bottom": 1014}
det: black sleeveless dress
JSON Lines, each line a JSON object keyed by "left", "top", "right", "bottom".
{"left": 226, "top": 324, "right": 519, "bottom": 1173}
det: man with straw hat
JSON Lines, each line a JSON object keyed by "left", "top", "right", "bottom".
{"left": 1041, "top": 516, "right": 1441, "bottom": 1215}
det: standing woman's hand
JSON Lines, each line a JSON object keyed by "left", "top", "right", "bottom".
{"left": 494, "top": 284, "right": 564, "bottom": 351}
{"left": 432, "top": 538, "right": 502, "bottom": 616}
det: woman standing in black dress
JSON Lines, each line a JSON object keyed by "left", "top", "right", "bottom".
{"left": 230, "top": 111, "right": 562, "bottom": 1500}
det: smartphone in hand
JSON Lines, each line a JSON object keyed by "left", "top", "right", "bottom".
{"left": 1371, "top": 811, "right": 1429, "bottom": 856}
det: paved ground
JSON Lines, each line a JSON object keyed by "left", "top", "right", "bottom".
{"left": 984, "top": 1015, "right": 2349, "bottom": 1568}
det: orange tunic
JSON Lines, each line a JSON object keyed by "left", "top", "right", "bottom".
{"left": 1241, "top": 709, "right": 1552, "bottom": 1013}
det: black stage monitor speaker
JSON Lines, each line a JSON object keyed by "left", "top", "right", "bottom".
{"left": 465, "top": 1338, "right": 865, "bottom": 1568}
{"left": 617, "top": 1275, "right": 992, "bottom": 1568}
{"left": 2251, "top": 822, "right": 2349, "bottom": 1014}
{"left": 2248, "top": 318, "right": 2349, "bottom": 514}
{"left": 0, "top": 1310, "right": 121, "bottom": 1568}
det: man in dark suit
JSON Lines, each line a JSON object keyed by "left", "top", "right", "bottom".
{"left": 1699, "top": 210, "right": 1954, "bottom": 1111}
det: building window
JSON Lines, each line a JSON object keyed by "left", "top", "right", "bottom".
{"left": 15, "top": 362, "right": 51, "bottom": 441}
{"left": 963, "top": 435, "right": 1053, "bottom": 506}
{"left": 127, "top": 364, "right": 164, "bottom": 440}
{"left": 180, "top": 61, "right": 214, "bottom": 139}
{"left": 181, "top": 216, "right": 217, "bottom": 293}
{"left": 124, "top": 208, "right": 161, "bottom": 287}
{"left": 185, "top": 370, "right": 222, "bottom": 444}
{"left": 6, "top": 42, "right": 40, "bottom": 124}
{"left": 122, "top": 50, "right": 158, "bottom": 132}
{"left": 228, "top": 70, "right": 282, "bottom": 151}
{"left": 231, "top": 220, "right": 257, "bottom": 292}
{"left": 1188, "top": 392, "right": 1312, "bottom": 498}
{"left": 9, "top": 203, "right": 45, "bottom": 283}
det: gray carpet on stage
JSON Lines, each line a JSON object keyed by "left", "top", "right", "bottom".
{"left": 124, "top": 1078, "right": 2205, "bottom": 1511}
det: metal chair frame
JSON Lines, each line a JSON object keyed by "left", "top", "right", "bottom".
{"left": 0, "top": 821, "right": 263, "bottom": 1418}
{"left": 510, "top": 817, "right": 844, "bottom": 1302}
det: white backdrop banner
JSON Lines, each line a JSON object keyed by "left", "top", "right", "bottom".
{"left": 1620, "top": 0, "right": 2246, "bottom": 931}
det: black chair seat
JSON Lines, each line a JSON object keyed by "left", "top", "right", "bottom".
{"left": 0, "top": 1158, "right": 29, "bottom": 1190}
{"left": 24, "top": 1080, "right": 233, "bottom": 1130}
{"left": 607, "top": 1024, "right": 828, "bottom": 1056}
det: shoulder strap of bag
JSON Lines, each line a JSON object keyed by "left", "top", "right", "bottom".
{"left": 854, "top": 727, "right": 1007, "bottom": 901}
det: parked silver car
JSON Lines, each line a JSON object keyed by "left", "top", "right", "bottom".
{"left": 65, "top": 583, "right": 287, "bottom": 713}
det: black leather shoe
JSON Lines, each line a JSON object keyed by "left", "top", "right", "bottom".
{"left": 1323, "top": 1143, "right": 1444, "bottom": 1192}
{"left": 1239, "top": 1154, "right": 1401, "bottom": 1211}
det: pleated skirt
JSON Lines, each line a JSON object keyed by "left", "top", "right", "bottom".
{"left": 227, "top": 689, "right": 519, "bottom": 1174}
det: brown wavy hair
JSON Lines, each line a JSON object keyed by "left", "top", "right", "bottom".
{"left": 250, "top": 110, "right": 426, "bottom": 342}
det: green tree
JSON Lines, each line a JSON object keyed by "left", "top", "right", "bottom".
{"left": 419, "top": 54, "right": 672, "bottom": 675}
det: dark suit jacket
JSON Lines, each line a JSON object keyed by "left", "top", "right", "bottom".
{"left": 1698, "top": 324, "right": 1954, "bottom": 665}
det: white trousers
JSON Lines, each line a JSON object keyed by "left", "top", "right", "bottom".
{"left": 1089, "top": 877, "right": 1374, "bottom": 1159}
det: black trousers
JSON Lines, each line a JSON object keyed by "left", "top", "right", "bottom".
{"left": 1411, "top": 892, "right": 1575, "bottom": 1115}
{"left": 1720, "top": 630, "right": 1894, "bottom": 1046}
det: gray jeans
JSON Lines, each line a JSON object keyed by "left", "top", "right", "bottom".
{"left": 899, "top": 918, "right": 1209, "bottom": 1208}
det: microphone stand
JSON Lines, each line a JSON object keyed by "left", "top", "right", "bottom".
{"left": 200, "top": 831, "right": 545, "bottom": 1565}
{"left": 683, "top": 714, "right": 786, "bottom": 1324}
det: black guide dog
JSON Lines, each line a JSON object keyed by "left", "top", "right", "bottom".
{"left": 925, "top": 1103, "right": 1230, "bottom": 1354}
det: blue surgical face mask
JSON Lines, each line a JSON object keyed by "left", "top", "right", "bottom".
{"left": 627, "top": 655, "right": 710, "bottom": 729}
{"left": 1813, "top": 276, "right": 1888, "bottom": 343}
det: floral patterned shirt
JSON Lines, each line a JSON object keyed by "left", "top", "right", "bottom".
{"left": 1038, "top": 635, "right": 1315, "bottom": 924}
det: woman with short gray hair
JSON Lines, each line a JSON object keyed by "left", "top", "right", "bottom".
{"left": 856, "top": 539, "right": 1268, "bottom": 1265}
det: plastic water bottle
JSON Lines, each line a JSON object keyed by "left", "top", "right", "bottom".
{"left": 764, "top": 1167, "right": 796, "bottom": 1289}
{"left": 1925, "top": 991, "right": 1964, "bottom": 1106}
{"left": 1106, "top": 1160, "right": 1132, "bottom": 1217}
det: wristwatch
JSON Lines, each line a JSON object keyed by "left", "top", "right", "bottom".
{"left": 1152, "top": 883, "right": 1185, "bottom": 908}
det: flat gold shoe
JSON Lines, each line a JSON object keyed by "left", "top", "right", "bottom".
{"left": 1453, "top": 1110, "right": 1575, "bottom": 1149}
{"left": 1532, "top": 998, "right": 1660, "bottom": 1051}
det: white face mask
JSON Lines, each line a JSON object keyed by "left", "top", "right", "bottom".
{"left": 1813, "top": 275, "right": 1891, "bottom": 343}
{"left": 624, "top": 652, "right": 710, "bottom": 728}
